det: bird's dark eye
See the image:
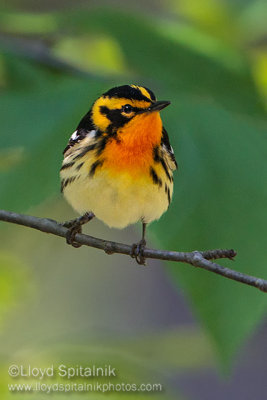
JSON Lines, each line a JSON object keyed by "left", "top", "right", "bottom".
{"left": 122, "top": 104, "right": 133, "bottom": 114}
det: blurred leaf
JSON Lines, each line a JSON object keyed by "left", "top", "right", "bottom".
{"left": 0, "top": 54, "right": 6, "bottom": 88}
{"left": 0, "top": 12, "right": 57, "bottom": 34}
{"left": 111, "top": 327, "right": 215, "bottom": 371}
{"left": 0, "top": 50, "right": 65, "bottom": 91}
{"left": 0, "top": 82, "right": 105, "bottom": 211}
{"left": 52, "top": 35, "right": 127, "bottom": 76}
{"left": 150, "top": 95, "right": 267, "bottom": 366}
{"left": 0, "top": 252, "right": 32, "bottom": 326}
{"left": 0, "top": 147, "right": 25, "bottom": 172}
{"left": 239, "top": 0, "right": 267, "bottom": 40}
{"left": 56, "top": 8, "right": 266, "bottom": 117}
{"left": 156, "top": 21, "right": 245, "bottom": 73}
{"left": 169, "top": 0, "right": 238, "bottom": 43}
{"left": 250, "top": 50, "right": 267, "bottom": 102}
{"left": 0, "top": 52, "right": 110, "bottom": 211}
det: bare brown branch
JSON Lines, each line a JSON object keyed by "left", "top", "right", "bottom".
{"left": 0, "top": 209, "right": 266, "bottom": 293}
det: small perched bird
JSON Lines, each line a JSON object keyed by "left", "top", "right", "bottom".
{"left": 60, "top": 84, "right": 177, "bottom": 264}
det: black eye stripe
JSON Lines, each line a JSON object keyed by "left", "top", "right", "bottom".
{"left": 100, "top": 105, "right": 147, "bottom": 115}
{"left": 100, "top": 105, "right": 129, "bottom": 129}
{"left": 100, "top": 106, "right": 110, "bottom": 116}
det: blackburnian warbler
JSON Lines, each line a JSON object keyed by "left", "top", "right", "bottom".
{"left": 60, "top": 85, "right": 177, "bottom": 264}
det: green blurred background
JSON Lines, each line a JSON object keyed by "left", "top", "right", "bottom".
{"left": 0, "top": 0, "right": 267, "bottom": 398}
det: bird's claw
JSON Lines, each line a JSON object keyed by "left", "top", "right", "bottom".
{"left": 61, "top": 212, "right": 94, "bottom": 248}
{"left": 65, "top": 223, "right": 82, "bottom": 248}
{"left": 131, "top": 239, "right": 147, "bottom": 266}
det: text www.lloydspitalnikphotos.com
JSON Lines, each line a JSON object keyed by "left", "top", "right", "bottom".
{"left": 7, "top": 364, "right": 163, "bottom": 394}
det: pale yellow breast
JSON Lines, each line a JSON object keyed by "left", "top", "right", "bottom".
{"left": 62, "top": 163, "right": 172, "bottom": 228}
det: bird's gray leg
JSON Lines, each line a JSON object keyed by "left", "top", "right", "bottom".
{"left": 131, "top": 222, "right": 147, "bottom": 265}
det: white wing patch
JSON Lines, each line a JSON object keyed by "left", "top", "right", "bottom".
{"left": 70, "top": 129, "right": 96, "bottom": 142}
{"left": 63, "top": 129, "right": 98, "bottom": 157}
{"left": 70, "top": 130, "right": 78, "bottom": 141}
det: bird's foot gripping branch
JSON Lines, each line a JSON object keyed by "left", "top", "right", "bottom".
{"left": 0, "top": 210, "right": 267, "bottom": 293}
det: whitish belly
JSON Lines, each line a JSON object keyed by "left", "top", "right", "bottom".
{"left": 63, "top": 169, "right": 171, "bottom": 228}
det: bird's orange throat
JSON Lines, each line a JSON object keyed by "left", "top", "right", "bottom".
{"left": 103, "top": 112, "right": 163, "bottom": 176}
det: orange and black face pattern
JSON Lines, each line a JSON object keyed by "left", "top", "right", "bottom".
{"left": 63, "top": 85, "right": 171, "bottom": 159}
{"left": 63, "top": 85, "right": 158, "bottom": 154}
{"left": 89, "top": 85, "right": 157, "bottom": 134}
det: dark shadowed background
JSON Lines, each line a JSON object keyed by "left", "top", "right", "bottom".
{"left": 0, "top": 0, "right": 267, "bottom": 399}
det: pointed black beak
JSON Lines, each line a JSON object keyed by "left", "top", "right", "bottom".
{"left": 137, "top": 100, "right": 171, "bottom": 114}
{"left": 147, "top": 100, "right": 171, "bottom": 112}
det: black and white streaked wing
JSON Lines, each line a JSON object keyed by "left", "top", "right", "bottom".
{"left": 63, "top": 128, "right": 98, "bottom": 157}
{"left": 63, "top": 109, "right": 98, "bottom": 157}
{"left": 161, "top": 127, "right": 178, "bottom": 171}
{"left": 62, "top": 129, "right": 99, "bottom": 163}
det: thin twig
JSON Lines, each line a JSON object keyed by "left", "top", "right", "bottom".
{"left": 0, "top": 209, "right": 266, "bottom": 293}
